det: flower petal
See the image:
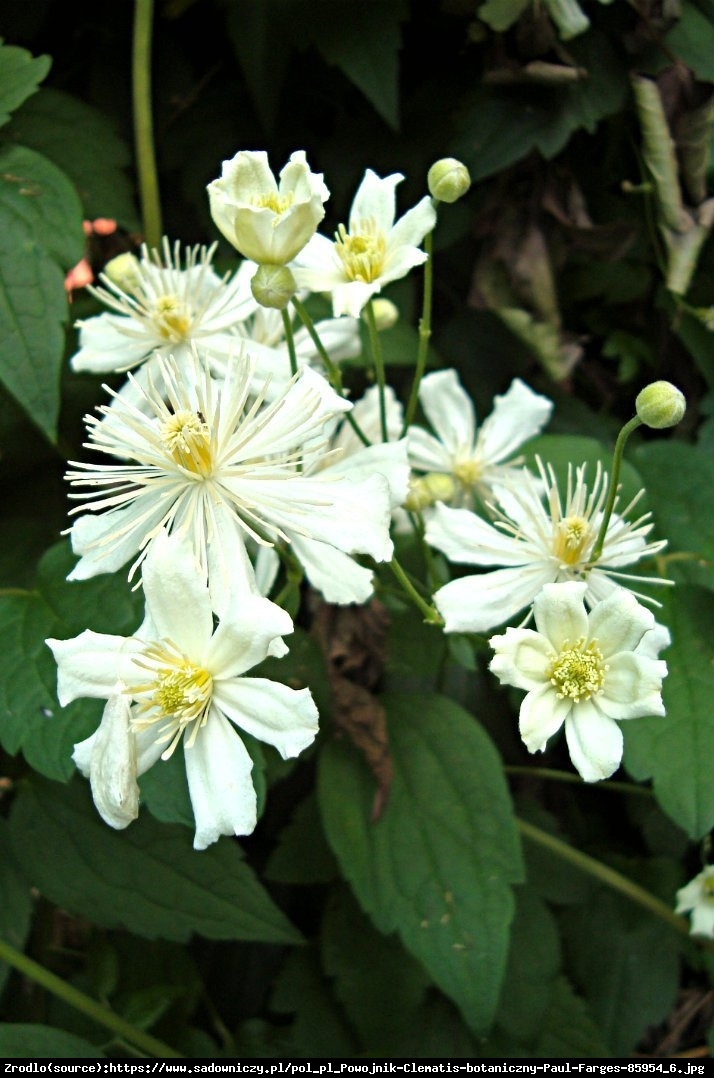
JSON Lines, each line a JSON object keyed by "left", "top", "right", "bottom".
{"left": 586, "top": 586, "right": 656, "bottom": 657}
{"left": 434, "top": 562, "right": 555, "bottom": 633}
{"left": 47, "top": 630, "right": 129, "bottom": 706}
{"left": 426, "top": 502, "right": 527, "bottom": 567}
{"left": 564, "top": 701, "right": 623, "bottom": 782}
{"left": 141, "top": 530, "right": 213, "bottom": 656}
{"left": 407, "top": 428, "right": 454, "bottom": 474}
{"left": 205, "top": 594, "right": 293, "bottom": 677}
{"left": 214, "top": 677, "right": 319, "bottom": 759}
{"left": 533, "top": 581, "right": 589, "bottom": 651}
{"left": 288, "top": 533, "right": 375, "bottom": 604}
{"left": 418, "top": 370, "right": 475, "bottom": 457}
{"left": 598, "top": 652, "right": 666, "bottom": 719}
{"left": 476, "top": 378, "right": 553, "bottom": 464}
{"left": 349, "top": 170, "right": 402, "bottom": 233}
{"left": 76, "top": 694, "right": 139, "bottom": 830}
{"left": 387, "top": 195, "right": 437, "bottom": 251}
{"left": 519, "top": 683, "right": 571, "bottom": 753}
{"left": 489, "top": 627, "right": 552, "bottom": 691}
{"left": 184, "top": 708, "right": 257, "bottom": 849}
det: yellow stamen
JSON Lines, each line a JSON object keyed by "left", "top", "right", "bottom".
{"left": 153, "top": 294, "right": 191, "bottom": 340}
{"left": 547, "top": 637, "right": 606, "bottom": 702}
{"left": 252, "top": 191, "right": 294, "bottom": 216}
{"left": 160, "top": 411, "right": 213, "bottom": 476}
{"left": 452, "top": 458, "right": 483, "bottom": 488}
{"left": 553, "top": 515, "right": 593, "bottom": 566}
{"left": 334, "top": 221, "right": 386, "bottom": 283}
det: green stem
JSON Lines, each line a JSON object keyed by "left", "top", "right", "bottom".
{"left": 590, "top": 415, "right": 642, "bottom": 563}
{"left": 0, "top": 937, "right": 182, "bottom": 1057}
{"left": 290, "top": 295, "right": 371, "bottom": 448}
{"left": 389, "top": 557, "right": 443, "bottom": 625}
{"left": 133, "top": 0, "right": 162, "bottom": 248}
{"left": 505, "top": 765, "right": 653, "bottom": 796}
{"left": 402, "top": 228, "right": 434, "bottom": 435}
{"left": 516, "top": 817, "right": 699, "bottom": 939}
{"left": 365, "top": 300, "right": 388, "bottom": 442}
{"left": 281, "top": 308, "right": 298, "bottom": 377}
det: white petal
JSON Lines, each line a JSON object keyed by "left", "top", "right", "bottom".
{"left": 489, "top": 627, "right": 552, "bottom": 691}
{"left": 321, "top": 439, "right": 410, "bottom": 509}
{"left": 407, "top": 427, "right": 454, "bottom": 474}
{"left": 434, "top": 563, "right": 555, "bottom": 633}
{"left": 67, "top": 500, "right": 168, "bottom": 581}
{"left": 289, "top": 533, "right": 375, "bottom": 604}
{"left": 426, "top": 502, "right": 527, "bottom": 566}
{"left": 533, "top": 581, "right": 589, "bottom": 651}
{"left": 598, "top": 653, "right": 666, "bottom": 719}
{"left": 71, "top": 314, "right": 156, "bottom": 373}
{"left": 206, "top": 594, "right": 293, "bottom": 677}
{"left": 519, "top": 684, "right": 571, "bottom": 753}
{"left": 349, "top": 170, "right": 402, "bottom": 233}
{"left": 184, "top": 708, "right": 257, "bottom": 849}
{"left": 141, "top": 530, "right": 213, "bottom": 656}
{"left": 476, "top": 379, "right": 553, "bottom": 464}
{"left": 565, "top": 701, "right": 623, "bottom": 782}
{"left": 214, "top": 677, "right": 319, "bottom": 759}
{"left": 418, "top": 370, "right": 475, "bottom": 457}
{"left": 586, "top": 586, "right": 656, "bottom": 657}
{"left": 331, "top": 280, "right": 379, "bottom": 318}
{"left": 205, "top": 506, "right": 259, "bottom": 618}
{"left": 387, "top": 195, "right": 437, "bottom": 250}
{"left": 635, "top": 621, "right": 671, "bottom": 659}
{"left": 47, "top": 630, "right": 128, "bottom": 706}
{"left": 690, "top": 904, "right": 714, "bottom": 937}
{"left": 79, "top": 694, "right": 139, "bottom": 830}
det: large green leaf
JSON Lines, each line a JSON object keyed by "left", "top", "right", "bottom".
{"left": 532, "top": 978, "right": 610, "bottom": 1057}
{"left": 318, "top": 692, "right": 524, "bottom": 1035}
{"left": 271, "top": 948, "right": 358, "bottom": 1058}
{"left": 10, "top": 776, "right": 303, "bottom": 945}
{"left": 0, "top": 1025, "right": 101, "bottom": 1058}
{"left": 624, "top": 585, "right": 714, "bottom": 840}
{"left": 0, "top": 40, "right": 50, "bottom": 128}
{"left": 0, "top": 144, "right": 83, "bottom": 440}
{"left": 0, "top": 819, "right": 33, "bottom": 996}
{"left": 666, "top": 1, "right": 714, "bottom": 82}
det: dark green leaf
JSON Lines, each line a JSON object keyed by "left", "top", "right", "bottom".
{"left": 666, "top": 1, "right": 714, "bottom": 82}
{"left": 0, "top": 41, "right": 50, "bottom": 128}
{"left": 532, "top": 977, "right": 610, "bottom": 1057}
{"left": 271, "top": 947, "right": 357, "bottom": 1058}
{"left": 319, "top": 692, "right": 524, "bottom": 1035}
{"left": 265, "top": 793, "right": 338, "bottom": 885}
{"left": 0, "top": 1025, "right": 101, "bottom": 1058}
{"left": 494, "top": 889, "right": 561, "bottom": 1046}
{"left": 0, "top": 819, "right": 33, "bottom": 996}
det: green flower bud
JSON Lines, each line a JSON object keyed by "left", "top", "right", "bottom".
{"left": 250, "top": 264, "right": 297, "bottom": 310}
{"left": 635, "top": 381, "right": 686, "bottom": 429}
{"left": 427, "top": 158, "right": 471, "bottom": 204}
{"left": 103, "top": 252, "right": 141, "bottom": 294}
{"left": 363, "top": 297, "right": 399, "bottom": 331}
{"left": 404, "top": 472, "right": 457, "bottom": 511}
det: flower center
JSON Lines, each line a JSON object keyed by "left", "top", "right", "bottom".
{"left": 452, "top": 458, "right": 483, "bottom": 488}
{"left": 160, "top": 411, "right": 213, "bottom": 477}
{"left": 130, "top": 642, "right": 213, "bottom": 758}
{"left": 553, "top": 514, "right": 593, "bottom": 566}
{"left": 334, "top": 221, "right": 386, "bottom": 282}
{"left": 252, "top": 191, "right": 294, "bottom": 216}
{"left": 152, "top": 294, "right": 192, "bottom": 341}
{"left": 547, "top": 637, "right": 606, "bottom": 702}
{"left": 703, "top": 876, "right": 714, "bottom": 901}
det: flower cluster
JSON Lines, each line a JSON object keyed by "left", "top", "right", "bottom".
{"left": 48, "top": 148, "right": 679, "bottom": 859}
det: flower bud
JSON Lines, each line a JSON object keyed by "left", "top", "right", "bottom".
{"left": 635, "top": 381, "right": 686, "bottom": 429}
{"left": 427, "top": 158, "right": 471, "bottom": 204}
{"left": 103, "top": 252, "right": 141, "bottom": 294}
{"left": 250, "top": 264, "right": 297, "bottom": 310}
{"left": 404, "top": 472, "right": 457, "bottom": 511}
{"left": 364, "top": 297, "right": 399, "bottom": 331}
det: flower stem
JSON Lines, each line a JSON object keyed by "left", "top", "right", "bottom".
{"left": 589, "top": 414, "right": 643, "bottom": 563}
{"left": 505, "top": 765, "right": 653, "bottom": 796}
{"left": 402, "top": 228, "right": 434, "bottom": 435}
{"left": 516, "top": 817, "right": 699, "bottom": 939}
{"left": 365, "top": 300, "right": 388, "bottom": 442}
{"left": 389, "top": 557, "right": 443, "bottom": 625}
{"left": 133, "top": 0, "right": 162, "bottom": 248}
{"left": 281, "top": 308, "right": 298, "bottom": 377}
{"left": 290, "top": 295, "right": 371, "bottom": 447}
{"left": 0, "top": 936, "right": 182, "bottom": 1057}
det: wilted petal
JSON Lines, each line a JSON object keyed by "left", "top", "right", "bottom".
{"left": 78, "top": 694, "right": 139, "bottom": 830}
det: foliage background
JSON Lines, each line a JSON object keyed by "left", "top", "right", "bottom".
{"left": 1, "top": 0, "right": 714, "bottom": 1059}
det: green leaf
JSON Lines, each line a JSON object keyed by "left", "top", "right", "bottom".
{"left": 524, "top": 432, "right": 645, "bottom": 509}
{"left": 271, "top": 948, "right": 358, "bottom": 1058}
{"left": 532, "top": 977, "right": 610, "bottom": 1058}
{"left": 666, "top": 1, "right": 714, "bottom": 82}
{"left": 265, "top": 793, "right": 338, "bottom": 885}
{"left": 0, "top": 819, "right": 33, "bottom": 996}
{"left": 479, "top": 0, "right": 531, "bottom": 33}
{"left": 139, "top": 745, "right": 194, "bottom": 830}
{"left": 633, "top": 441, "right": 714, "bottom": 592}
{"left": 0, "top": 144, "right": 84, "bottom": 440}
{"left": 0, "top": 40, "right": 50, "bottom": 128}
{"left": 9, "top": 775, "right": 303, "bottom": 945}
{"left": 623, "top": 585, "right": 714, "bottom": 840}
{"left": 0, "top": 1025, "right": 101, "bottom": 1058}
{"left": 453, "top": 34, "right": 627, "bottom": 183}
{"left": 494, "top": 889, "right": 561, "bottom": 1046}
{"left": 8, "top": 88, "right": 139, "bottom": 226}
{"left": 318, "top": 692, "right": 524, "bottom": 1035}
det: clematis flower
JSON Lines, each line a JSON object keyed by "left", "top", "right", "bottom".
{"left": 65, "top": 350, "right": 394, "bottom": 610}
{"left": 489, "top": 581, "right": 669, "bottom": 782}
{"left": 407, "top": 371, "right": 553, "bottom": 508}
{"left": 47, "top": 531, "right": 319, "bottom": 849}
{"left": 293, "top": 169, "right": 437, "bottom": 317}
{"left": 207, "top": 150, "right": 329, "bottom": 265}
{"left": 427, "top": 457, "right": 669, "bottom": 633}
{"left": 71, "top": 239, "right": 255, "bottom": 410}
{"left": 675, "top": 867, "right": 714, "bottom": 937}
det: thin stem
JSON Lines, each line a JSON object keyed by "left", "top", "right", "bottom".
{"left": 505, "top": 765, "right": 653, "bottom": 796}
{"left": 281, "top": 308, "right": 298, "bottom": 377}
{"left": 402, "top": 228, "right": 434, "bottom": 435}
{"left": 133, "top": 0, "right": 162, "bottom": 248}
{"left": 516, "top": 817, "right": 702, "bottom": 940}
{"left": 389, "top": 557, "right": 443, "bottom": 625}
{"left": 290, "top": 295, "right": 371, "bottom": 448}
{"left": 365, "top": 300, "right": 388, "bottom": 442}
{"left": 590, "top": 415, "right": 643, "bottom": 563}
{"left": 0, "top": 937, "right": 182, "bottom": 1057}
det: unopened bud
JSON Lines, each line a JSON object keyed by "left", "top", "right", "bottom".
{"left": 364, "top": 298, "right": 399, "bottom": 331}
{"left": 103, "top": 252, "right": 141, "bottom": 294}
{"left": 250, "top": 264, "right": 297, "bottom": 310}
{"left": 635, "top": 381, "right": 686, "bottom": 429}
{"left": 427, "top": 158, "right": 471, "bottom": 204}
{"left": 404, "top": 472, "right": 457, "bottom": 511}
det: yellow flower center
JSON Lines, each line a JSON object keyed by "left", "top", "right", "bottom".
{"left": 335, "top": 221, "right": 386, "bottom": 282}
{"left": 252, "top": 191, "right": 294, "bottom": 216}
{"left": 553, "top": 514, "right": 593, "bottom": 566}
{"left": 130, "top": 643, "right": 214, "bottom": 757}
{"left": 547, "top": 637, "right": 606, "bottom": 702}
{"left": 703, "top": 876, "right": 714, "bottom": 900}
{"left": 153, "top": 294, "right": 192, "bottom": 341}
{"left": 452, "top": 458, "right": 483, "bottom": 488}
{"left": 160, "top": 411, "right": 213, "bottom": 476}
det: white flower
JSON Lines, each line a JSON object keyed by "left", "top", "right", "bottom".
{"left": 675, "top": 867, "right": 714, "bottom": 937}
{"left": 407, "top": 371, "right": 553, "bottom": 507}
{"left": 427, "top": 457, "right": 669, "bottom": 633}
{"left": 47, "top": 531, "right": 319, "bottom": 849}
{"left": 65, "top": 351, "right": 394, "bottom": 610}
{"left": 71, "top": 240, "right": 255, "bottom": 409}
{"left": 293, "top": 169, "right": 437, "bottom": 317}
{"left": 207, "top": 150, "right": 329, "bottom": 265}
{"left": 489, "top": 581, "right": 669, "bottom": 782}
